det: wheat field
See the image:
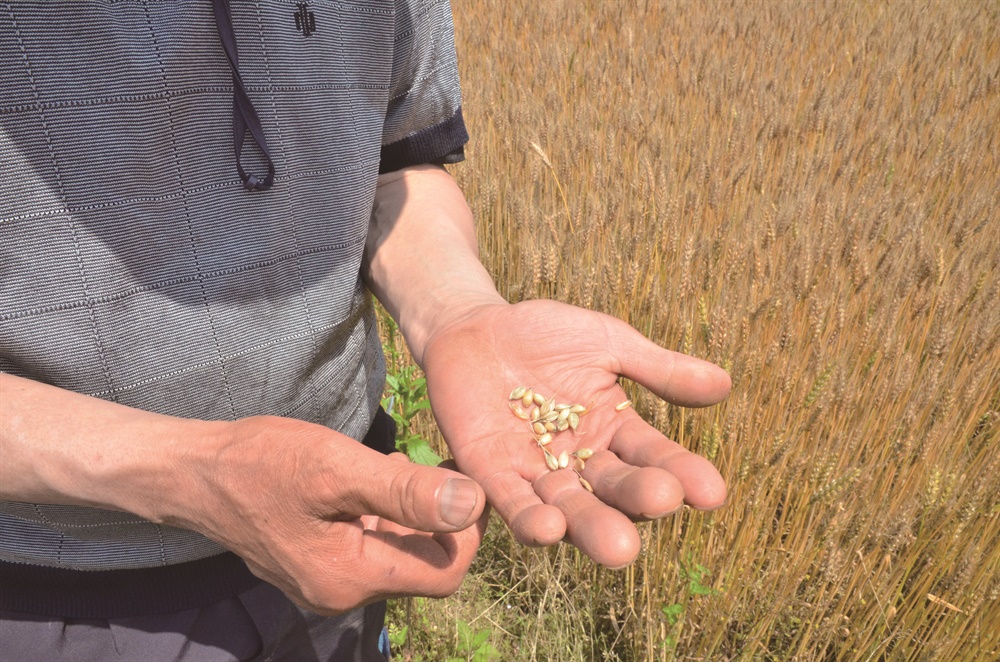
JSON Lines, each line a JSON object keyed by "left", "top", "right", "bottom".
{"left": 386, "top": 1, "right": 999, "bottom": 660}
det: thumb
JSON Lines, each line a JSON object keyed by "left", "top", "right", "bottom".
{"left": 344, "top": 449, "right": 486, "bottom": 532}
{"left": 604, "top": 315, "right": 732, "bottom": 407}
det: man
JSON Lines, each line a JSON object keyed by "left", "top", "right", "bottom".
{"left": 0, "top": 1, "right": 730, "bottom": 659}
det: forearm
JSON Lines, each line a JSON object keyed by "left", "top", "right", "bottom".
{"left": 362, "top": 164, "right": 506, "bottom": 366}
{"left": 0, "top": 371, "right": 225, "bottom": 522}
{"left": 0, "top": 373, "right": 488, "bottom": 609}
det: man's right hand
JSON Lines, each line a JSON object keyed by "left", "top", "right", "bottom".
{"left": 173, "top": 415, "right": 488, "bottom": 614}
{"left": 0, "top": 373, "right": 487, "bottom": 615}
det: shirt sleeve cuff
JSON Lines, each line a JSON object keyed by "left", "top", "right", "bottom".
{"left": 379, "top": 107, "right": 469, "bottom": 174}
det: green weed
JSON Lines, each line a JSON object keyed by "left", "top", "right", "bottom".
{"left": 378, "top": 307, "right": 442, "bottom": 466}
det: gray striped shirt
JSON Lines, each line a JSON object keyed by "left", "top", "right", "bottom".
{"left": 0, "top": 0, "right": 466, "bottom": 570}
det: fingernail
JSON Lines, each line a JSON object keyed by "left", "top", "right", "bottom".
{"left": 439, "top": 479, "right": 479, "bottom": 527}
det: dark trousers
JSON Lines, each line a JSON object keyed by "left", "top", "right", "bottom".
{"left": 0, "top": 580, "right": 389, "bottom": 661}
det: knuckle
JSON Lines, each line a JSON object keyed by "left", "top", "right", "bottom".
{"left": 388, "top": 468, "right": 426, "bottom": 524}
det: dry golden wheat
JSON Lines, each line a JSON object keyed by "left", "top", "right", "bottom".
{"left": 386, "top": 1, "right": 1000, "bottom": 659}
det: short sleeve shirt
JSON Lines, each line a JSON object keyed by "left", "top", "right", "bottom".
{"left": 0, "top": 0, "right": 468, "bottom": 571}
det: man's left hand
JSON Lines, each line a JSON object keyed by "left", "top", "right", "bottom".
{"left": 421, "top": 299, "right": 730, "bottom": 568}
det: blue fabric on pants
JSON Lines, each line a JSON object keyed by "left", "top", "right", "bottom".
{"left": 378, "top": 626, "right": 392, "bottom": 659}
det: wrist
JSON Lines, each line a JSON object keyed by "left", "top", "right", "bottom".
{"left": 398, "top": 290, "right": 509, "bottom": 367}
{"left": 0, "top": 372, "right": 232, "bottom": 525}
{"left": 116, "top": 417, "right": 235, "bottom": 527}
{"left": 362, "top": 165, "right": 509, "bottom": 365}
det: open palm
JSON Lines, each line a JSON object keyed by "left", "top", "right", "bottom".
{"left": 421, "top": 299, "right": 731, "bottom": 568}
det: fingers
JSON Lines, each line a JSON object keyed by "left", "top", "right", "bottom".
{"left": 609, "top": 416, "right": 727, "bottom": 509}
{"left": 525, "top": 420, "right": 724, "bottom": 569}
{"left": 602, "top": 315, "right": 731, "bottom": 407}
{"left": 283, "top": 504, "right": 490, "bottom": 615}
{"left": 580, "top": 450, "right": 685, "bottom": 519}
{"left": 286, "top": 449, "right": 488, "bottom": 614}
{"left": 435, "top": 457, "right": 564, "bottom": 547}
{"left": 361, "top": 502, "right": 491, "bottom": 602}
{"left": 444, "top": 431, "right": 567, "bottom": 547}
{"left": 533, "top": 468, "right": 640, "bottom": 569}
{"left": 478, "top": 469, "right": 566, "bottom": 546}
{"left": 336, "top": 445, "right": 486, "bottom": 532}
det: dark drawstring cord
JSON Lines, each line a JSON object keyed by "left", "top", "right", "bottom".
{"left": 212, "top": 0, "right": 275, "bottom": 191}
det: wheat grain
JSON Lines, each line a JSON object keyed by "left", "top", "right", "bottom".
{"left": 506, "top": 386, "right": 601, "bottom": 476}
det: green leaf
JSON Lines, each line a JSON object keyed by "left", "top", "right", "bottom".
{"left": 689, "top": 582, "right": 715, "bottom": 595}
{"left": 388, "top": 625, "right": 408, "bottom": 647}
{"left": 473, "top": 642, "right": 501, "bottom": 661}
{"left": 404, "top": 437, "right": 444, "bottom": 466}
{"left": 471, "top": 627, "right": 491, "bottom": 649}
{"left": 661, "top": 603, "right": 685, "bottom": 625}
{"left": 455, "top": 620, "right": 474, "bottom": 653}
{"left": 686, "top": 563, "right": 719, "bottom": 595}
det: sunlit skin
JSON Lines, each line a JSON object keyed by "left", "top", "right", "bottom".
{"left": 0, "top": 164, "right": 728, "bottom": 618}
{"left": 0, "top": 373, "right": 491, "bottom": 615}
{"left": 366, "top": 165, "right": 731, "bottom": 570}
{"left": 421, "top": 299, "right": 730, "bottom": 568}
